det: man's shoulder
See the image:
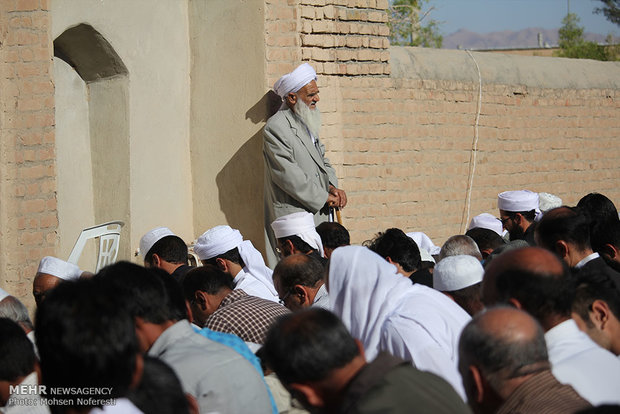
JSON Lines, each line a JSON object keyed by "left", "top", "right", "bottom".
{"left": 265, "top": 109, "right": 296, "bottom": 131}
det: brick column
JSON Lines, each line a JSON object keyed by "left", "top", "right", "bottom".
{"left": 0, "top": 0, "right": 57, "bottom": 305}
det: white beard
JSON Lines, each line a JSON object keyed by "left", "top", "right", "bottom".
{"left": 294, "top": 100, "right": 322, "bottom": 139}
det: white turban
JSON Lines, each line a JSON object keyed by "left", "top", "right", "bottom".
{"left": 273, "top": 63, "right": 317, "bottom": 99}
{"left": 140, "top": 227, "right": 175, "bottom": 258}
{"left": 498, "top": 190, "right": 540, "bottom": 212}
{"left": 433, "top": 255, "right": 484, "bottom": 292}
{"left": 406, "top": 232, "right": 441, "bottom": 256}
{"left": 194, "top": 226, "right": 277, "bottom": 296}
{"left": 468, "top": 213, "right": 504, "bottom": 236}
{"left": 538, "top": 192, "right": 562, "bottom": 213}
{"left": 37, "top": 256, "right": 82, "bottom": 281}
{"left": 0, "top": 287, "right": 9, "bottom": 302}
{"left": 271, "top": 212, "right": 325, "bottom": 257}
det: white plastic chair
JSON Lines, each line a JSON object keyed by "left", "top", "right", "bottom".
{"left": 67, "top": 221, "right": 124, "bottom": 272}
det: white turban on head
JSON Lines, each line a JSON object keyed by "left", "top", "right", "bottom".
{"left": 194, "top": 226, "right": 277, "bottom": 296}
{"left": 538, "top": 192, "right": 562, "bottom": 213}
{"left": 271, "top": 212, "right": 325, "bottom": 257}
{"left": 468, "top": 213, "right": 504, "bottom": 236}
{"left": 273, "top": 63, "right": 317, "bottom": 100}
{"left": 406, "top": 232, "right": 441, "bottom": 256}
{"left": 140, "top": 227, "right": 175, "bottom": 258}
{"left": 37, "top": 256, "right": 82, "bottom": 281}
{"left": 433, "top": 255, "right": 484, "bottom": 292}
{"left": 498, "top": 190, "right": 542, "bottom": 221}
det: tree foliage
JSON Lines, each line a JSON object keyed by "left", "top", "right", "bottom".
{"left": 555, "top": 13, "right": 611, "bottom": 60}
{"left": 388, "top": 0, "right": 443, "bottom": 48}
{"left": 595, "top": 0, "right": 620, "bottom": 26}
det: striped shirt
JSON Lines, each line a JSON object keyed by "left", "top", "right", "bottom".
{"left": 497, "top": 370, "right": 590, "bottom": 414}
{"left": 205, "top": 289, "right": 290, "bottom": 344}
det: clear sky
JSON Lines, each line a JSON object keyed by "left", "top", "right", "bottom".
{"left": 428, "top": 0, "right": 618, "bottom": 36}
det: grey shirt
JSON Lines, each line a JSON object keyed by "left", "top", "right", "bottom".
{"left": 148, "top": 320, "right": 273, "bottom": 414}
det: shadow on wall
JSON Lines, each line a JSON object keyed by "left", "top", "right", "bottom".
{"left": 246, "top": 91, "right": 282, "bottom": 124}
{"left": 216, "top": 131, "right": 265, "bottom": 253}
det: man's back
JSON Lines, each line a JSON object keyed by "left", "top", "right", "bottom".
{"left": 205, "top": 289, "right": 291, "bottom": 344}
{"left": 340, "top": 353, "right": 470, "bottom": 414}
{"left": 545, "top": 319, "right": 620, "bottom": 405}
{"left": 148, "top": 320, "right": 273, "bottom": 414}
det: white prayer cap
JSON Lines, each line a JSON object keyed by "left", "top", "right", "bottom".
{"left": 468, "top": 213, "right": 503, "bottom": 236}
{"left": 271, "top": 212, "right": 325, "bottom": 257}
{"left": 37, "top": 256, "right": 82, "bottom": 281}
{"left": 0, "top": 287, "right": 9, "bottom": 302}
{"left": 194, "top": 225, "right": 243, "bottom": 261}
{"left": 273, "top": 63, "right": 317, "bottom": 99}
{"left": 538, "top": 192, "right": 562, "bottom": 213}
{"left": 406, "top": 232, "right": 441, "bottom": 256}
{"left": 433, "top": 255, "right": 484, "bottom": 292}
{"left": 139, "top": 227, "right": 175, "bottom": 258}
{"left": 497, "top": 190, "right": 540, "bottom": 213}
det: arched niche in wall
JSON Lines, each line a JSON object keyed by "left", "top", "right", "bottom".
{"left": 53, "top": 24, "right": 131, "bottom": 269}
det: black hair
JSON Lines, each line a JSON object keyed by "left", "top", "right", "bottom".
{"left": 35, "top": 278, "right": 138, "bottom": 409}
{"left": 459, "top": 306, "right": 548, "bottom": 389}
{"left": 504, "top": 209, "right": 536, "bottom": 223}
{"left": 465, "top": 228, "right": 506, "bottom": 256}
{"left": 577, "top": 193, "right": 619, "bottom": 227}
{"left": 363, "top": 228, "right": 421, "bottom": 272}
{"left": 144, "top": 235, "right": 189, "bottom": 267}
{"left": 572, "top": 268, "right": 620, "bottom": 328}
{"left": 315, "top": 222, "right": 350, "bottom": 249}
{"left": 127, "top": 356, "right": 190, "bottom": 414}
{"left": 182, "top": 265, "right": 234, "bottom": 300}
{"left": 492, "top": 264, "right": 575, "bottom": 320}
{"left": 202, "top": 247, "right": 245, "bottom": 268}
{"left": 273, "top": 254, "right": 325, "bottom": 294}
{"left": 278, "top": 235, "right": 314, "bottom": 255}
{"left": 96, "top": 261, "right": 179, "bottom": 324}
{"left": 536, "top": 207, "right": 591, "bottom": 252}
{"left": 261, "top": 308, "right": 360, "bottom": 385}
{"left": 0, "top": 318, "right": 36, "bottom": 382}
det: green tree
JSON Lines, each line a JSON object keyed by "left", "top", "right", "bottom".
{"left": 595, "top": 0, "right": 620, "bottom": 26}
{"left": 388, "top": 0, "right": 443, "bottom": 48}
{"left": 555, "top": 13, "right": 610, "bottom": 60}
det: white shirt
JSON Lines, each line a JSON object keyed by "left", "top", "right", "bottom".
{"left": 575, "top": 252, "right": 599, "bottom": 269}
{"left": 546, "top": 319, "right": 620, "bottom": 405}
{"left": 4, "top": 372, "right": 49, "bottom": 414}
{"left": 233, "top": 269, "right": 279, "bottom": 302}
{"left": 328, "top": 246, "right": 471, "bottom": 401}
{"left": 311, "top": 284, "right": 329, "bottom": 309}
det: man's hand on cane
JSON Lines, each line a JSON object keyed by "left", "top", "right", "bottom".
{"left": 328, "top": 185, "right": 347, "bottom": 209}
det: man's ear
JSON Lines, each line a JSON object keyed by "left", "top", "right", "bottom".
{"left": 289, "top": 383, "right": 324, "bottom": 408}
{"left": 195, "top": 291, "right": 209, "bottom": 311}
{"left": 601, "top": 243, "right": 619, "bottom": 260}
{"left": 385, "top": 256, "right": 395, "bottom": 265}
{"left": 215, "top": 258, "right": 228, "bottom": 272}
{"left": 508, "top": 297, "right": 523, "bottom": 310}
{"left": 286, "top": 92, "right": 297, "bottom": 107}
{"left": 554, "top": 240, "right": 569, "bottom": 259}
{"left": 469, "top": 365, "right": 485, "bottom": 403}
{"left": 284, "top": 239, "right": 296, "bottom": 255}
{"left": 293, "top": 285, "right": 308, "bottom": 305}
{"left": 151, "top": 253, "right": 161, "bottom": 268}
{"left": 590, "top": 299, "right": 610, "bottom": 330}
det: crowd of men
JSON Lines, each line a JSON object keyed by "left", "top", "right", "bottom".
{"left": 1, "top": 63, "right": 619, "bottom": 414}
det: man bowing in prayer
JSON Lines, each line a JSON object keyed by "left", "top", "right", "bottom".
{"left": 264, "top": 63, "right": 346, "bottom": 265}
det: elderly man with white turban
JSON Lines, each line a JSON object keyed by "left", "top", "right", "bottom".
{"left": 264, "top": 63, "right": 346, "bottom": 266}
{"left": 328, "top": 246, "right": 471, "bottom": 401}
{"left": 194, "top": 225, "right": 279, "bottom": 302}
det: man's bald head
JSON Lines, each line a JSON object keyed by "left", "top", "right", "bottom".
{"left": 459, "top": 307, "right": 549, "bottom": 410}
{"left": 273, "top": 253, "right": 325, "bottom": 311}
{"left": 482, "top": 247, "right": 572, "bottom": 330}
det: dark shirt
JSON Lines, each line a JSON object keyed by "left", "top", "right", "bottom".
{"left": 339, "top": 352, "right": 471, "bottom": 414}
{"left": 497, "top": 370, "right": 590, "bottom": 414}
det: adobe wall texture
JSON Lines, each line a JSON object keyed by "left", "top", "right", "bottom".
{"left": 265, "top": 0, "right": 620, "bottom": 246}
{"left": 0, "top": 0, "right": 57, "bottom": 306}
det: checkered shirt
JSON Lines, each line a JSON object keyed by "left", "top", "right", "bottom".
{"left": 205, "top": 289, "right": 291, "bottom": 344}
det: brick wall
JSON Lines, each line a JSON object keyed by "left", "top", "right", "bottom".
{"left": 0, "top": 0, "right": 57, "bottom": 305}
{"left": 264, "top": 0, "right": 620, "bottom": 248}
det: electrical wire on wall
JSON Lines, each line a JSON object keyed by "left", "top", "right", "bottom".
{"left": 460, "top": 49, "right": 483, "bottom": 233}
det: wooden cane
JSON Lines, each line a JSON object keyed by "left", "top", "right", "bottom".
{"left": 336, "top": 208, "right": 342, "bottom": 225}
